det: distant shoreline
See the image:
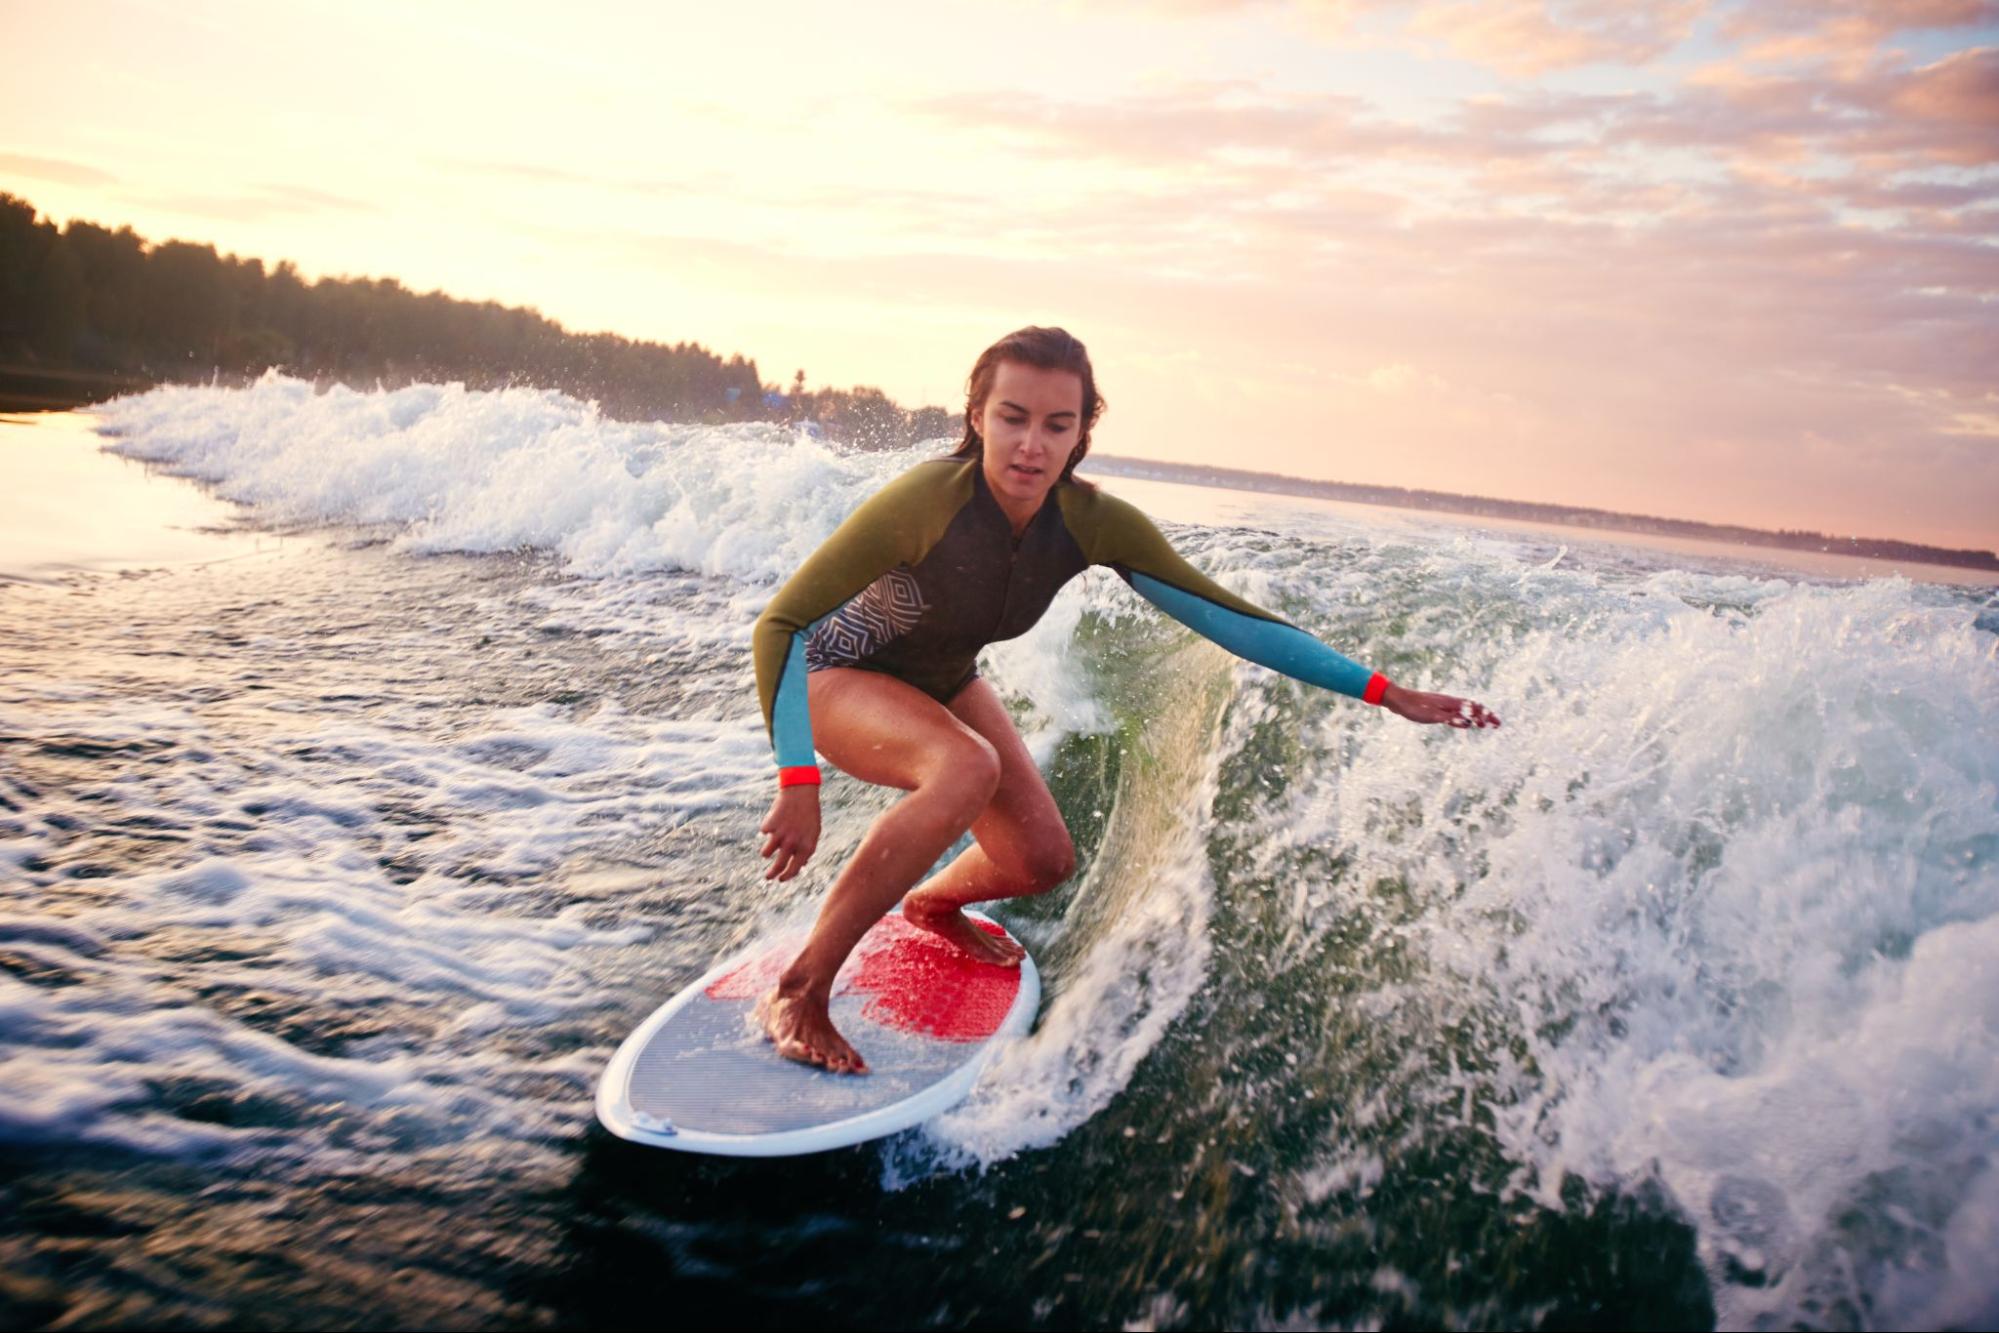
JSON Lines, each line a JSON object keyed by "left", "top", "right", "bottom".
{"left": 1084, "top": 455, "right": 1999, "bottom": 573}
{"left": 0, "top": 364, "right": 154, "bottom": 414}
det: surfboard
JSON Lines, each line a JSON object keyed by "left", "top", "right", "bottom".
{"left": 596, "top": 909, "right": 1039, "bottom": 1156}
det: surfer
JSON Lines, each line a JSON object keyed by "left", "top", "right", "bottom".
{"left": 750, "top": 326, "right": 1500, "bottom": 1074}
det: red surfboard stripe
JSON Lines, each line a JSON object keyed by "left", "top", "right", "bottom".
{"left": 702, "top": 914, "right": 1022, "bottom": 1042}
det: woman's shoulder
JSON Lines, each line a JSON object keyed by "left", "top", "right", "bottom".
{"left": 1054, "top": 475, "right": 1159, "bottom": 563}
{"left": 870, "top": 454, "right": 974, "bottom": 495}
{"left": 1055, "top": 473, "right": 1136, "bottom": 521}
{"left": 897, "top": 453, "right": 981, "bottom": 481}
{"left": 845, "top": 455, "right": 980, "bottom": 531}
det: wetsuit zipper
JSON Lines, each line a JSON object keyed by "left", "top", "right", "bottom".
{"left": 991, "top": 528, "right": 1024, "bottom": 640}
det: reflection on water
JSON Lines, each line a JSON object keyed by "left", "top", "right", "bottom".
{"left": 0, "top": 412, "right": 291, "bottom": 582}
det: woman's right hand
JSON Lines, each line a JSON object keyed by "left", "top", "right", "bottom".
{"left": 759, "top": 785, "right": 822, "bottom": 881}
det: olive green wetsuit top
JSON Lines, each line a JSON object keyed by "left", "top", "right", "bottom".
{"left": 752, "top": 455, "right": 1391, "bottom": 786}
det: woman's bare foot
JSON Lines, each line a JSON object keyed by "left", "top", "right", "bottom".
{"left": 753, "top": 986, "right": 869, "bottom": 1074}
{"left": 902, "top": 893, "right": 1026, "bottom": 966}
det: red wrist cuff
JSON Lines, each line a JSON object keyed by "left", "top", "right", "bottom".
{"left": 1363, "top": 672, "right": 1391, "bottom": 705}
{"left": 778, "top": 765, "right": 822, "bottom": 788}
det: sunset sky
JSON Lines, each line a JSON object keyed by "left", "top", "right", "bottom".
{"left": 5, "top": 0, "right": 1996, "bottom": 550}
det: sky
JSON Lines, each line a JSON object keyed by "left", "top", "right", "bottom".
{"left": 4, "top": 0, "right": 1996, "bottom": 550}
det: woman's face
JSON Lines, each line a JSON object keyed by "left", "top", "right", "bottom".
{"left": 974, "top": 360, "right": 1083, "bottom": 517}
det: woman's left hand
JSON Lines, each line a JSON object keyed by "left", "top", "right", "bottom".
{"left": 1382, "top": 682, "right": 1501, "bottom": 730}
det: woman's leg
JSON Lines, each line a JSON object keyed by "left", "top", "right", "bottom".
{"left": 902, "top": 676, "right": 1078, "bottom": 966}
{"left": 756, "top": 667, "right": 1002, "bottom": 1075}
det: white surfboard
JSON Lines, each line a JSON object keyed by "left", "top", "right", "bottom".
{"left": 596, "top": 909, "right": 1039, "bottom": 1156}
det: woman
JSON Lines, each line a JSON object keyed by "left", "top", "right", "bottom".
{"left": 751, "top": 327, "right": 1499, "bottom": 1074}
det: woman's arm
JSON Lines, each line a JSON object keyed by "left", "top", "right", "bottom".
{"left": 1120, "top": 562, "right": 1388, "bottom": 702}
{"left": 1076, "top": 493, "right": 1498, "bottom": 728}
{"left": 752, "top": 463, "right": 959, "bottom": 882}
{"left": 751, "top": 460, "right": 967, "bottom": 787}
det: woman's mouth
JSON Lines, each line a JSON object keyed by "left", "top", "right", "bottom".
{"left": 1009, "top": 464, "right": 1043, "bottom": 478}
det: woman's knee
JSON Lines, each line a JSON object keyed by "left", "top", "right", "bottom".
{"left": 1022, "top": 834, "right": 1077, "bottom": 894}
{"left": 921, "top": 731, "right": 1001, "bottom": 819}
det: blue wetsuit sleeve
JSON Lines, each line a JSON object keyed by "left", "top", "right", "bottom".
{"left": 767, "top": 619, "right": 821, "bottom": 776}
{"left": 1123, "top": 570, "right": 1382, "bottom": 700}
{"left": 1084, "top": 492, "right": 1390, "bottom": 704}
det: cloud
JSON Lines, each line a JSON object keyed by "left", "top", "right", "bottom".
{"left": 910, "top": 83, "right": 1600, "bottom": 184}
{"left": 1362, "top": 362, "right": 1448, "bottom": 393}
{"left": 1716, "top": 0, "right": 1999, "bottom": 77}
{"left": 1668, "top": 45, "right": 1999, "bottom": 167}
{"left": 1837, "top": 175, "right": 1999, "bottom": 211}
{"left": 1406, "top": 0, "right": 1706, "bottom": 75}
{"left": 1114, "top": 0, "right": 1998, "bottom": 83}
{"left": 914, "top": 50, "right": 1999, "bottom": 230}
{"left": 259, "top": 184, "right": 374, "bottom": 213}
{"left": 1871, "top": 45, "right": 1999, "bottom": 161}
{"left": 0, "top": 152, "right": 116, "bottom": 187}
{"left": 126, "top": 183, "right": 375, "bottom": 226}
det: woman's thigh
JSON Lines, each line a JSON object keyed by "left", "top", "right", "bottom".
{"left": 945, "top": 676, "right": 1074, "bottom": 877}
{"left": 806, "top": 667, "right": 995, "bottom": 792}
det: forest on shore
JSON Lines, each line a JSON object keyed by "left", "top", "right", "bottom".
{"left": 0, "top": 191, "right": 958, "bottom": 446}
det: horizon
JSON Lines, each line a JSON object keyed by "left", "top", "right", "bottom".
{"left": 1082, "top": 450, "right": 1998, "bottom": 556}
{"left": 5, "top": 0, "right": 1996, "bottom": 550}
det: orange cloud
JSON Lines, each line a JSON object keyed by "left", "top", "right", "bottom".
{"left": 0, "top": 152, "right": 115, "bottom": 187}
{"left": 1408, "top": 0, "right": 1705, "bottom": 75}
{"left": 1874, "top": 45, "right": 1999, "bottom": 162}
{"left": 1718, "top": 0, "right": 1999, "bottom": 79}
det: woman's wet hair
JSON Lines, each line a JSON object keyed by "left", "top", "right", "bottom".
{"left": 948, "top": 326, "right": 1106, "bottom": 489}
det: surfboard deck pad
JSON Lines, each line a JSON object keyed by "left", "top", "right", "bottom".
{"left": 598, "top": 910, "right": 1039, "bottom": 1156}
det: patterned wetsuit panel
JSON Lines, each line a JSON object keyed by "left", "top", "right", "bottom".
{"left": 803, "top": 565, "right": 928, "bottom": 670}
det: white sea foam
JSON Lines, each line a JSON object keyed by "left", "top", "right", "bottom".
{"left": 94, "top": 372, "right": 923, "bottom": 582}
{"left": 0, "top": 681, "right": 754, "bottom": 1158}
{"left": 1271, "top": 561, "right": 1999, "bottom": 1327}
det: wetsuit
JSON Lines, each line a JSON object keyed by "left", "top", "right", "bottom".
{"left": 753, "top": 456, "right": 1392, "bottom": 787}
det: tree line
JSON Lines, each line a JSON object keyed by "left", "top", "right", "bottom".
{"left": 0, "top": 191, "right": 958, "bottom": 447}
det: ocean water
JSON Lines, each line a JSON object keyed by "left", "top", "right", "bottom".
{"left": 2, "top": 374, "right": 1995, "bottom": 1331}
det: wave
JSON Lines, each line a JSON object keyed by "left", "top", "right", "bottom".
{"left": 94, "top": 372, "right": 920, "bottom": 582}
